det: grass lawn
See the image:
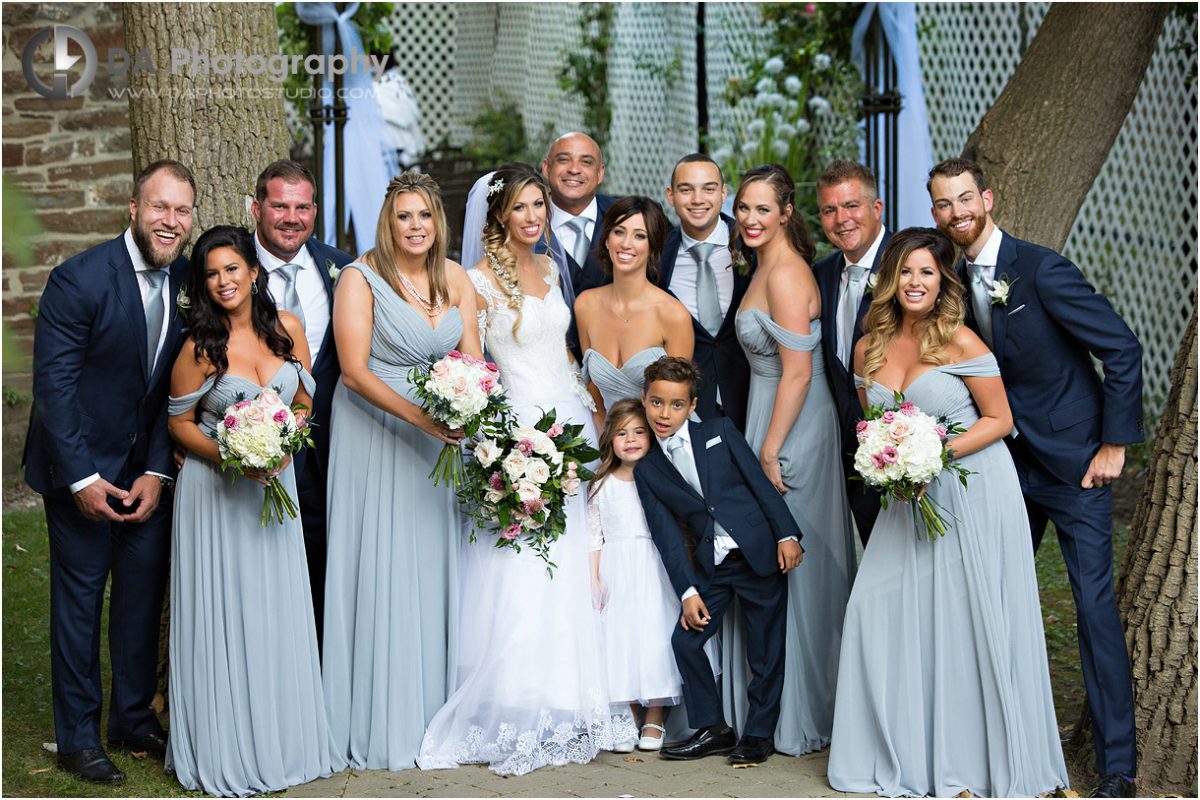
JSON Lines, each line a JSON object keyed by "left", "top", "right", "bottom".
{"left": 2, "top": 504, "right": 1122, "bottom": 797}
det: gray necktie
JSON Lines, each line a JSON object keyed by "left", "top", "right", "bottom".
{"left": 143, "top": 268, "right": 167, "bottom": 370}
{"left": 565, "top": 216, "right": 590, "bottom": 267}
{"left": 665, "top": 435, "right": 702, "bottom": 494}
{"left": 838, "top": 264, "right": 869, "bottom": 368}
{"left": 691, "top": 242, "right": 722, "bottom": 337}
{"left": 969, "top": 265, "right": 994, "bottom": 346}
{"left": 278, "top": 262, "right": 307, "bottom": 330}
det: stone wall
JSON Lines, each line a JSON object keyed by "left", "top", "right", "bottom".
{"left": 2, "top": 3, "right": 133, "bottom": 484}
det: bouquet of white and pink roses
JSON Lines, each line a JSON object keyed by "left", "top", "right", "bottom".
{"left": 214, "top": 387, "right": 314, "bottom": 526}
{"left": 408, "top": 350, "right": 511, "bottom": 487}
{"left": 458, "top": 409, "right": 599, "bottom": 576}
{"left": 854, "top": 393, "right": 970, "bottom": 540}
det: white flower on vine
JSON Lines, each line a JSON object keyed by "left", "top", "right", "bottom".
{"left": 776, "top": 122, "right": 797, "bottom": 139}
{"left": 784, "top": 75, "right": 802, "bottom": 95}
{"left": 747, "top": 118, "right": 767, "bottom": 136}
{"left": 764, "top": 56, "right": 785, "bottom": 75}
{"left": 755, "top": 77, "right": 774, "bottom": 94}
{"left": 754, "top": 92, "right": 771, "bottom": 108}
{"left": 771, "top": 140, "right": 789, "bottom": 157}
{"left": 813, "top": 53, "right": 832, "bottom": 72}
{"left": 808, "top": 96, "right": 831, "bottom": 116}
{"left": 795, "top": 118, "right": 812, "bottom": 134}
{"left": 740, "top": 141, "right": 759, "bottom": 158}
{"left": 786, "top": 98, "right": 800, "bottom": 116}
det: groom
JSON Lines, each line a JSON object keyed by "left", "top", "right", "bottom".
{"left": 634, "top": 356, "right": 802, "bottom": 765}
{"left": 928, "top": 158, "right": 1143, "bottom": 799}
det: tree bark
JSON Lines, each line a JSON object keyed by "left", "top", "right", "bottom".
{"left": 120, "top": 1, "right": 290, "bottom": 711}
{"left": 964, "top": 3, "right": 1170, "bottom": 251}
{"left": 122, "top": 3, "right": 291, "bottom": 227}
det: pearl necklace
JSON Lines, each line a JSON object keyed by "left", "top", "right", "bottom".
{"left": 397, "top": 269, "right": 444, "bottom": 317}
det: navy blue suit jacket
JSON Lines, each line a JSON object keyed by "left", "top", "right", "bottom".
{"left": 964, "top": 232, "right": 1143, "bottom": 485}
{"left": 655, "top": 215, "right": 752, "bottom": 430}
{"left": 634, "top": 417, "right": 801, "bottom": 598}
{"left": 24, "top": 233, "right": 189, "bottom": 499}
{"left": 814, "top": 229, "right": 891, "bottom": 446}
{"left": 300, "top": 237, "right": 355, "bottom": 469}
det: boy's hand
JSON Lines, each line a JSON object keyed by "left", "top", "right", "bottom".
{"left": 777, "top": 539, "right": 803, "bottom": 573}
{"left": 681, "top": 595, "right": 711, "bottom": 630}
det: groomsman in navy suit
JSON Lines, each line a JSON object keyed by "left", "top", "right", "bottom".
{"left": 813, "top": 161, "right": 891, "bottom": 545}
{"left": 928, "top": 158, "right": 1143, "bottom": 799}
{"left": 251, "top": 160, "right": 354, "bottom": 645}
{"left": 634, "top": 357, "right": 802, "bottom": 765}
{"left": 23, "top": 160, "right": 196, "bottom": 783}
{"left": 658, "top": 154, "right": 752, "bottom": 431}
{"left": 540, "top": 131, "right": 615, "bottom": 356}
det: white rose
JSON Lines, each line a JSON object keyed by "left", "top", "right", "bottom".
{"left": 525, "top": 458, "right": 551, "bottom": 485}
{"left": 515, "top": 480, "right": 541, "bottom": 503}
{"left": 474, "top": 439, "right": 502, "bottom": 468}
{"left": 485, "top": 488, "right": 505, "bottom": 504}
{"left": 502, "top": 450, "right": 528, "bottom": 480}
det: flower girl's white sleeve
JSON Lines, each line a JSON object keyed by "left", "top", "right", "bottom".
{"left": 587, "top": 490, "right": 604, "bottom": 551}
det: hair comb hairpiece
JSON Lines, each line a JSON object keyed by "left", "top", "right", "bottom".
{"left": 487, "top": 178, "right": 505, "bottom": 197}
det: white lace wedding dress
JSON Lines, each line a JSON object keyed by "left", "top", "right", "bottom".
{"left": 417, "top": 262, "right": 636, "bottom": 776}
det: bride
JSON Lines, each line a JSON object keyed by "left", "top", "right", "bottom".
{"left": 418, "top": 163, "right": 636, "bottom": 776}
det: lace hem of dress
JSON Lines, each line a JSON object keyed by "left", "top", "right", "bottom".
{"left": 418, "top": 706, "right": 636, "bottom": 776}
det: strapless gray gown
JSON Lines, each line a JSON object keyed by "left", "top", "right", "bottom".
{"left": 167, "top": 362, "right": 338, "bottom": 797}
{"left": 582, "top": 346, "right": 666, "bottom": 411}
{"left": 322, "top": 262, "right": 464, "bottom": 771}
{"left": 727, "top": 311, "right": 855, "bottom": 755}
{"left": 827, "top": 354, "right": 1068, "bottom": 797}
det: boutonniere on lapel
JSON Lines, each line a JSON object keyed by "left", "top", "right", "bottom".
{"left": 989, "top": 274, "right": 1018, "bottom": 306}
{"left": 865, "top": 273, "right": 878, "bottom": 295}
{"left": 326, "top": 259, "right": 341, "bottom": 282}
{"left": 176, "top": 286, "right": 191, "bottom": 319}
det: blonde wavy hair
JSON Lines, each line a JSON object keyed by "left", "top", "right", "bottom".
{"left": 362, "top": 169, "right": 450, "bottom": 307}
{"left": 861, "top": 227, "right": 966, "bottom": 387}
{"left": 588, "top": 399, "right": 649, "bottom": 501}
{"left": 481, "top": 162, "right": 552, "bottom": 337}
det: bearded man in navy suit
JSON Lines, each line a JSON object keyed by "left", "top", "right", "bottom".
{"left": 813, "top": 161, "right": 891, "bottom": 545}
{"left": 657, "top": 153, "right": 752, "bottom": 431}
{"left": 251, "top": 160, "right": 354, "bottom": 645}
{"left": 928, "top": 157, "right": 1143, "bottom": 799}
{"left": 24, "top": 160, "right": 196, "bottom": 784}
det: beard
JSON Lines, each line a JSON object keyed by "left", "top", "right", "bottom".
{"left": 132, "top": 215, "right": 187, "bottom": 268}
{"left": 940, "top": 212, "right": 987, "bottom": 248}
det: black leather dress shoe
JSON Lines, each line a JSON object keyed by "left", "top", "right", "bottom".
{"left": 728, "top": 734, "right": 775, "bottom": 764}
{"left": 57, "top": 747, "right": 125, "bottom": 785}
{"left": 109, "top": 730, "right": 168, "bottom": 758}
{"left": 660, "top": 725, "right": 737, "bottom": 760}
{"left": 1090, "top": 773, "right": 1136, "bottom": 798}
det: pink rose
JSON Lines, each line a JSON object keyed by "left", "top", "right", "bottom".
{"left": 881, "top": 445, "right": 898, "bottom": 464}
{"left": 273, "top": 409, "right": 290, "bottom": 424}
{"left": 855, "top": 420, "right": 869, "bottom": 435}
{"left": 234, "top": 400, "right": 252, "bottom": 410}
{"left": 502, "top": 523, "right": 521, "bottom": 541}
{"left": 563, "top": 476, "right": 582, "bottom": 495}
{"left": 881, "top": 410, "right": 896, "bottom": 423}
{"left": 485, "top": 361, "right": 499, "bottom": 373}
{"left": 566, "top": 461, "right": 578, "bottom": 476}
{"left": 888, "top": 421, "right": 911, "bottom": 442}
{"left": 223, "top": 414, "right": 239, "bottom": 430}
{"left": 935, "top": 424, "right": 948, "bottom": 440}
{"left": 480, "top": 376, "right": 496, "bottom": 393}
{"left": 547, "top": 423, "right": 564, "bottom": 438}
{"left": 517, "top": 439, "right": 534, "bottom": 456}
{"left": 488, "top": 471, "right": 504, "bottom": 490}
{"left": 899, "top": 402, "right": 917, "bottom": 416}
{"left": 243, "top": 404, "right": 265, "bottom": 424}
{"left": 448, "top": 350, "right": 462, "bottom": 360}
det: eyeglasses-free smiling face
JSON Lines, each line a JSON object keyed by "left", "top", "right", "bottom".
{"left": 391, "top": 191, "right": 437, "bottom": 258}
{"left": 252, "top": 177, "right": 317, "bottom": 262}
{"left": 817, "top": 178, "right": 884, "bottom": 264}
{"left": 504, "top": 184, "right": 548, "bottom": 247}
{"left": 894, "top": 247, "right": 942, "bottom": 317}
{"left": 642, "top": 379, "right": 697, "bottom": 439}
{"left": 131, "top": 170, "right": 194, "bottom": 268}
{"left": 734, "top": 180, "right": 789, "bottom": 250}
{"left": 612, "top": 417, "right": 651, "bottom": 465}
{"left": 929, "top": 171, "right": 992, "bottom": 249}
{"left": 606, "top": 213, "right": 650, "bottom": 275}
{"left": 667, "top": 160, "right": 726, "bottom": 240}
{"left": 204, "top": 246, "right": 259, "bottom": 312}
{"left": 541, "top": 133, "right": 605, "bottom": 212}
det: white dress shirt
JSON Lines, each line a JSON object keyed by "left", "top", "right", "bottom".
{"left": 255, "top": 233, "right": 330, "bottom": 362}
{"left": 549, "top": 197, "right": 599, "bottom": 265}
{"left": 671, "top": 219, "right": 734, "bottom": 320}
{"left": 967, "top": 225, "right": 1004, "bottom": 283}
{"left": 71, "top": 230, "right": 173, "bottom": 493}
{"left": 835, "top": 227, "right": 888, "bottom": 368}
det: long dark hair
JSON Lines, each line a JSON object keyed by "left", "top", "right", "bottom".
{"left": 732, "top": 163, "right": 816, "bottom": 269}
{"left": 595, "top": 195, "right": 669, "bottom": 281}
{"left": 186, "top": 225, "right": 298, "bottom": 381}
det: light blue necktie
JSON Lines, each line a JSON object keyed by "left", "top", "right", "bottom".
{"left": 278, "top": 262, "right": 307, "bottom": 330}
{"left": 143, "top": 268, "right": 167, "bottom": 370}
{"left": 691, "top": 242, "right": 722, "bottom": 337}
{"left": 565, "top": 216, "right": 590, "bottom": 267}
{"left": 969, "top": 264, "right": 994, "bottom": 346}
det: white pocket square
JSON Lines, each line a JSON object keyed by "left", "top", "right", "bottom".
{"left": 706, "top": 436, "right": 722, "bottom": 449}
{"left": 1008, "top": 304, "right": 1026, "bottom": 315}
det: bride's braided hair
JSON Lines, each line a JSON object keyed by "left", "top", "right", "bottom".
{"left": 481, "top": 162, "right": 552, "bottom": 337}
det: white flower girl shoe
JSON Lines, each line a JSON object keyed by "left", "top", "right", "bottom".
{"left": 638, "top": 723, "right": 666, "bottom": 751}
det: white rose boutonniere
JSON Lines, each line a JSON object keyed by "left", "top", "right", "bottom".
{"left": 176, "top": 286, "right": 191, "bottom": 319}
{"left": 326, "top": 259, "right": 341, "bottom": 282}
{"left": 989, "top": 274, "right": 1018, "bottom": 306}
{"left": 865, "top": 273, "right": 878, "bottom": 295}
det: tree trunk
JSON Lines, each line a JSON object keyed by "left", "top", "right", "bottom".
{"left": 120, "top": 1, "right": 290, "bottom": 711}
{"left": 122, "top": 3, "right": 291, "bottom": 226}
{"left": 963, "top": 3, "right": 1170, "bottom": 251}
{"left": 1067, "top": 310, "right": 1198, "bottom": 790}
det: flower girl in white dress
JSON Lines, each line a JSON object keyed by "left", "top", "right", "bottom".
{"left": 588, "top": 399, "right": 686, "bottom": 751}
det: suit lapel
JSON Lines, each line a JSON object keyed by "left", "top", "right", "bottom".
{"left": 658, "top": 229, "right": 681, "bottom": 290}
{"left": 689, "top": 421, "right": 711, "bottom": 499}
{"left": 111, "top": 241, "right": 150, "bottom": 381}
{"left": 305, "top": 239, "right": 337, "bottom": 371}
{"left": 648, "top": 437, "right": 704, "bottom": 502}
{"left": 148, "top": 256, "right": 188, "bottom": 386}
{"left": 990, "top": 235, "right": 1018, "bottom": 367}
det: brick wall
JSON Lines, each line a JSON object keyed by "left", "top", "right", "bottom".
{"left": 2, "top": 3, "right": 133, "bottom": 484}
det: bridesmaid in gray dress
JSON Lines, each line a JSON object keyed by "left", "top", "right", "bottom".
{"left": 574, "top": 195, "right": 693, "bottom": 748}
{"left": 828, "top": 228, "right": 1067, "bottom": 796}
{"left": 727, "top": 164, "right": 856, "bottom": 756}
{"left": 322, "top": 171, "right": 483, "bottom": 770}
{"left": 167, "top": 226, "right": 337, "bottom": 796}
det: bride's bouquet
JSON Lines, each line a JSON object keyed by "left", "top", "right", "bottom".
{"left": 853, "top": 392, "right": 971, "bottom": 540}
{"left": 458, "top": 409, "right": 599, "bottom": 576}
{"left": 214, "top": 387, "right": 314, "bottom": 526}
{"left": 408, "top": 350, "right": 511, "bottom": 487}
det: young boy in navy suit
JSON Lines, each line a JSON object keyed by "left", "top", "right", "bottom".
{"left": 634, "top": 356, "right": 803, "bottom": 764}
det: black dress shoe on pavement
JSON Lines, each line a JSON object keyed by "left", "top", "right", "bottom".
{"left": 660, "top": 725, "right": 738, "bottom": 760}
{"left": 1090, "top": 773, "right": 1136, "bottom": 798}
{"left": 57, "top": 747, "right": 126, "bottom": 785}
{"left": 109, "top": 730, "right": 168, "bottom": 758}
{"left": 728, "top": 734, "right": 775, "bottom": 765}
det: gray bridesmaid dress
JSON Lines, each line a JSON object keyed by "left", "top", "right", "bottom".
{"left": 167, "top": 362, "right": 338, "bottom": 797}
{"left": 322, "top": 263, "right": 463, "bottom": 770}
{"left": 827, "top": 354, "right": 1068, "bottom": 797}
{"left": 582, "top": 346, "right": 666, "bottom": 411}
{"left": 728, "top": 310, "right": 856, "bottom": 755}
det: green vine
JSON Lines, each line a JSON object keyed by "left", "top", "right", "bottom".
{"left": 557, "top": 3, "right": 615, "bottom": 150}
